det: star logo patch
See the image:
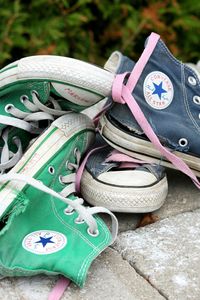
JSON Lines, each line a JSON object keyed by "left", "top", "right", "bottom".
{"left": 35, "top": 236, "right": 54, "bottom": 248}
{"left": 22, "top": 230, "right": 67, "bottom": 255}
{"left": 152, "top": 81, "right": 167, "bottom": 99}
{"left": 143, "top": 71, "right": 174, "bottom": 110}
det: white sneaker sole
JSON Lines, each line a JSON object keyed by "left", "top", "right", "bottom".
{"left": 3, "top": 55, "right": 199, "bottom": 175}
{"left": 0, "top": 56, "right": 115, "bottom": 107}
{"left": 81, "top": 170, "right": 168, "bottom": 213}
{"left": 99, "top": 114, "right": 200, "bottom": 177}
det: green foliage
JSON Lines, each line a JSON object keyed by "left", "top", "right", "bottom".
{"left": 0, "top": 0, "right": 199, "bottom": 68}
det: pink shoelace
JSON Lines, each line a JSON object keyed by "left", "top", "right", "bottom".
{"left": 48, "top": 277, "right": 71, "bottom": 300}
{"left": 49, "top": 32, "right": 200, "bottom": 300}
{"left": 112, "top": 32, "right": 200, "bottom": 189}
{"left": 105, "top": 149, "right": 150, "bottom": 169}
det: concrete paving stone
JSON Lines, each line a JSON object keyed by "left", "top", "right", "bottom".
{"left": 0, "top": 275, "right": 57, "bottom": 300}
{"left": 101, "top": 169, "right": 200, "bottom": 235}
{"left": 153, "top": 169, "right": 200, "bottom": 219}
{"left": 101, "top": 213, "right": 141, "bottom": 234}
{"left": 0, "top": 248, "right": 164, "bottom": 300}
{"left": 105, "top": 168, "right": 200, "bottom": 236}
{"left": 114, "top": 209, "right": 200, "bottom": 300}
{"left": 64, "top": 248, "right": 165, "bottom": 300}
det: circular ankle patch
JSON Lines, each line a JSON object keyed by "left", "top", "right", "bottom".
{"left": 22, "top": 230, "right": 67, "bottom": 255}
{"left": 143, "top": 71, "right": 174, "bottom": 110}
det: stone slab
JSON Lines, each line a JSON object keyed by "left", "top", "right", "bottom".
{"left": 153, "top": 169, "right": 200, "bottom": 219}
{"left": 102, "top": 213, "right": 140, "bottom": 234}
{"left": 114, "top": 209, "right": 200, "bottom": 299}
{"left": 0, "top": 248, "right": 164, "bottom": 300}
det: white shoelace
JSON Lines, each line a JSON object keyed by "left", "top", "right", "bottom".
{"left": 0, "top": 91, "right": 69, "bottom": 173}
{"left": 0, "top": 148, "right": 118, "bottom": 242}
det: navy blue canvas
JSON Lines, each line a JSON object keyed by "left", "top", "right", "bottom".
{"left": 104, "top": 36, "right": 200, "bottom": 156}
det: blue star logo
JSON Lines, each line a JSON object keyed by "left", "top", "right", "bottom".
{"left": 152, "top": 81, "right": 167, "bottom": 99}
{"left": 35, "top": 236, "right": 54, "bottom": 248}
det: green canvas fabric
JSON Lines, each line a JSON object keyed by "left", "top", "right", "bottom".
{"left": 0, "top": 60, "right": 104, "bottom": 169}
{"left": 0, "top": 81, "right": 52, "bottom": 162}
{"left": 0, "top": 112, "right": 113, "bottom": 286}
{"left": 0, "top": 81, "right": 51, "bottom": 127}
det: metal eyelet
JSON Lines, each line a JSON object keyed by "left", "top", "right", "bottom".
{"left": 20, "top": 95, "right": 29, "bottom": 103}
{"left": 12, "top": 136, "right": 19, "bottom": 143}
{"left": 48, "top": 166, "right": 55, "bottom": 174}
{"left": 193, "top": 95, "right": 200, "bottom": 105}
{"left": 73, "top": 147, "right": 78, "bottom": 156}
{"left": 31, "top": 90, "right": 39, "bottom": 97}
{"left": 59, "top": 175, "right": 65, "bottom": 185}
{"left": 87, "top": 228, "right": 99, "bottom": 237}
{"left": 64, "top": 208, "right": 74, "bottom": 215}
{"left": 74, "top": 217, "right": 85, "bottom": 224}
{"left": 5, "top": 104, "right": 14, "bottom": 113}
{"left": 188, "top": 76, "right": 197, "bottom": 86}
{"left": 178, "top": 138, "right": 188, "bottom": 147}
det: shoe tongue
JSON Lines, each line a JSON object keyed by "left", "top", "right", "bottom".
{"left": 35, "top": 81, "right": 51, "bottom": 103}
{"left": 104, "top": 51, "right": 135, "bottom": 74}
{"left": 136, "top": 164, "right": 165, "bottom": 180}
{"left": 186, "top": 63, "right": 200, "bottom": 81}
{"left": 104, "top": 51, "right": 123, "bottom": 73}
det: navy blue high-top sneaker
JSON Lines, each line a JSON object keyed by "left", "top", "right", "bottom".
{"left": 99, "top": 33, "right": 200, "bottom": 178}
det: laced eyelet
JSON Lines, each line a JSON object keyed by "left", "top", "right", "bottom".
{"left": 87, "top": 228, "right": 99, "bottom": 237}
{"left": 48, "top": 166, "right": 55, "bottom": 174}
{"left": 5, "top": 104, "right": 14, "bottom": 113}
{"left": 193, "top": 95, "right": 200, "bottom": 105}
{"left": 31, "top": 90, "right": 39, "bottom": 97}
{"left": 59, "top": 175, "right": 65, "bottom": 185}
{"left": 73, "top": 147, "right": 79, "bottom": 156}
{"left": 12, "top": 136, "right": 19, "bottom": 143}
{"left": 179, "top": 138, "right": 188, "bottom": 147}
{"left": 64, "top": 208, "right": 74, "bottom": 215}
{"left": 188, "top": 76, "right": 197, "bottom": 86}
{"left": 20, "top": 95, "right": 29, "bottom": 103}
{"left": 74, "top": 217, "right": 85, "bottom": 224}
{"left": 66, "top": 160, "right": 73, "bottom": 171}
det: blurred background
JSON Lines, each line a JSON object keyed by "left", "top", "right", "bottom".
{"left": 0, "top": 0, "right": 200, "bottom": 68}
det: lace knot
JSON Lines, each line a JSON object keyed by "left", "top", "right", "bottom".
{"left": 112, "top": 72, "right": 130, "bottom": 104}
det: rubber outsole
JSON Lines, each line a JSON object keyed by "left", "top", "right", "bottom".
{"left": 99, "top": 114, "right": 200, "bottom": 178}
{"left": 81, "top": 170, "right": 168, "bottom": 213}
{"left": 0, "top": 56, "right": 115, "bottom": 106}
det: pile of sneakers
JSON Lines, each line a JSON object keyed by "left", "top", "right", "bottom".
{"left": 0, "top": 32, "right": 199, "bottom": 299}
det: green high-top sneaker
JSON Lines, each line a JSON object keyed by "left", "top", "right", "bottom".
{"left": 0, "top": 55, "right": 115, "bottom": 172}
{"left": 0, "top": 112, "right": 118, "bottom": 286}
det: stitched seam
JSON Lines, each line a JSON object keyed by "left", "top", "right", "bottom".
{"left": 50, "top": 135, "right": 102, "bottom": 250}
{"left": 76, "top": 218, "right": 107, "bottom": 283}
{"left": 77, "top": 225, "right": 109, "bottom": 286}
{"left": 182, "top": 63, "right": 200, "bottom": 132}
{"left": 0, "top": 74, "right": 17, "bottom": 82}
{"left": 159, "top": 41, "right": 200, "bottom": 86}
{"left": 51, "top": 133, "right": 104, "bottom": 250}
{"left": 77, "top": 218, "right": 110, "bottom": 285}
{"left": 51, "top": 199, "right": 100, "bottom": 250}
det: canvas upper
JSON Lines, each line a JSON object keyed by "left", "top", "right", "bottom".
{"left": 0, "top": 55, "right": 115, "bottom": 172}
{"left": 0, "top": 112, "right": 117, "bottom": 287}
{"left": 103, "top": 35, "right": 200, "bottom": 157}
